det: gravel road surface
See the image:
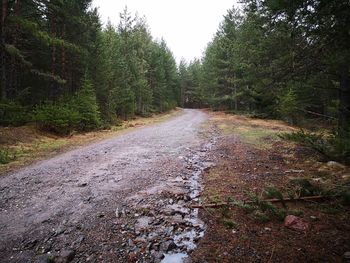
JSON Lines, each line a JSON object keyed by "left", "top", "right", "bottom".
{"left": 0, "top": 109, "right": 211, "bottom": 262}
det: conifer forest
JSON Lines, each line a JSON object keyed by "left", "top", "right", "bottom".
{"left": 0, "top": 1, "right": 349, "bottom": 263}
{"left": 1, "top": 1, "right": 349, "bottom": 138}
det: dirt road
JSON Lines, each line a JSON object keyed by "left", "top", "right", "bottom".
{"left": 0, "top": 109, "right": 214, "bottom": 262}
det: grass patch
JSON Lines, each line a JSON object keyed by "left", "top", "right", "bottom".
{"left": 34, "top": 139, "right": 69, "bottom": 152}
{"left": 218, "top": 123, "right": 280, "bottom": 148}
{"left": 204, "top": 193, "right": 224, "bottom": 204}
{"left": 213, "top": 112, "right": 294, "bottom": 148}
{"left": 232, "top": 126, "right": 279, "bottom": 145}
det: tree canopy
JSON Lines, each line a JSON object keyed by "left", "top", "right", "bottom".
{"left": 1, "top": 0, "right": 349, "bottom": 143}
{"left": 1, "top": 1, "right": 180, "bottom": 131}
{"left": 179, "top": 0, "right": 349, "bottom": 134}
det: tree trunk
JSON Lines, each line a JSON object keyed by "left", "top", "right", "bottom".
{"left": 9, "top": 0, "right": 20, "bottom": 99}
{"left": 61, "top": 23, "right": 66, "bottom": 81}
{"left": 50, "top": 13, "right": 57, "bottom": 99}
{"left": 234, "top": 85, "right": 238, "bottom": 111}
{"left": 1, "top": 0, "right": 7, "bottom": 100}
{"left": 234, "top": 72, "right": 238, "bottom": 111}
{"left": 339, "top": 65, "right": 350, "bottom": 133}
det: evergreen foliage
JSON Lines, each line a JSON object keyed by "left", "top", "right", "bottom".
{"left": 177, "top": 1, "right": 350, "bottom": 161}
{"left": 0, "top": 100, "right": 28, "bottom": 126}
{"left": 1, "top": 0, "right": 349, "bottom": 151}
{"left": 278, "top": 88, "right": 299, "bottom": 124}
{"left": 178, "top": 1, "right": 349, "bottom": 130}
{"left": 1, "top": 2, "right": 180, "bottom": 131}
{"left": 33, "top": 102, "right": 80, "bottom": 135}
{"left": 0, "top": 147, "right": 16, "bottom": 164}
{"left": 71, "top": 75, "right": 101, "bottom": 131}
{"left": 281, "top": 129, "right": 350, "bottom": 164}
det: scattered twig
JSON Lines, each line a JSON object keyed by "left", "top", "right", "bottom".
{"left": 268, "top": 246, "right": 275, "bottom": 263}
{"left": 201, "top": 204, "right": 218, "bottom": 218}
{"left": 191, "top": 195, "right": 324, "bottom": 208}
{"left": 300, "top": 109, "right": 336, "bottom": 119}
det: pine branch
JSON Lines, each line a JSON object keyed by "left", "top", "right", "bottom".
{"left": 191, "top": 195, "right": 325, "bottom": 209}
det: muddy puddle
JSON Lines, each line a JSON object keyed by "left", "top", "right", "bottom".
{"left": 116, "top": 138, "right": 216, "bottom": 262}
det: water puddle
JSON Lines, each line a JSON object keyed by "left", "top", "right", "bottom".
{"left": 161, "top": 253, "right": 188, "bottom": 263}
{"left": 116, "top": 137, "right": 217, "bottom": 262}
{"left": 162, "top": 138, "right": 216, "bottom": 261}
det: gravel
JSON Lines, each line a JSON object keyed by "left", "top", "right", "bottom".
{"left": 0, "top": 109, "right": 214, "bottom": 262}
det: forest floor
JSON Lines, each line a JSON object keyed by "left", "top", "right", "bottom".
{"left": 0, "top": 108, "right": 182, "bottom": 174}
{"left": 191, "top": 111, "right": 350, "bottom": 263}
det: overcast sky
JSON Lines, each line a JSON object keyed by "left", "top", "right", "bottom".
{"left": 92, "top": 0, "right": 237, "bottom": 63}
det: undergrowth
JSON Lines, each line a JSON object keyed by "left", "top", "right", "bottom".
{"left": 280, "top": 129, "right": 350, "bottom": 164}
{"left": 220, "top": 178, "right": 350, "bottom": 225}
{"left": 0, "top": 147, "right": 16, "bottom": 164}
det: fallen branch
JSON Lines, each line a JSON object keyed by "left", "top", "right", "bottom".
{"left": 301, "top": 109, "right": 336, "bottom": 120}
{"left": 268, "top": 246, "right": 275, "bottom": 263}
{"left": 191, "top": 195, "right": 324, "bottom": 208}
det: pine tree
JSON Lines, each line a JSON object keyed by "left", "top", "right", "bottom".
{"left": 72, "top": 74, "right": 101, "bottom": 131}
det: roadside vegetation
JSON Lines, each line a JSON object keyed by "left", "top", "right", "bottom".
{"left": 1, "top": 2, "right": 180, "bottom": 134}
{"left": 1, "top": 1, "right": 182, "bottom": 169}
{"left": 0, "top": 0, "right": 349, "bottom": 261}
{"left": 1, "top": 1, "right": 349, "bottom": 164}
{"left": 192, "top": 111, "right": 350, "bottom": 262}
{"left": 280, "top": 129, "right": 350, "bottom": 164}
{"left": 0, "top": 109, "right": 181, "bottom": 173}
{"left": 178, "top": 0, "right": 350, "bottom": 164}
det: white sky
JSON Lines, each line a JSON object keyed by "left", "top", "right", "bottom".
{"left": 92, "top": 0, "right": 238, "bottom": 63}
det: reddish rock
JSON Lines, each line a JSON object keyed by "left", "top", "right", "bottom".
{"left": 128, "top": 252, "right": 137, "bottom": 263}
{"left": 284, "top": 215, "right": 309, "bottom": 232}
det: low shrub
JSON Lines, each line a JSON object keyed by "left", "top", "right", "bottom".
{"left": 280, "top": 129, "right": 350, "bottom": 164}
{"left": 289, "top": 178, "right": 322, "bottom": 197}
{"left": 0, "top": 100, "right": 28, "bottom": 126}
{"left": 71, "top": 77, "right": 101, "bottom": 131}
{"left": 33, "top": 102, "right": 80, "bottom": 135}
{"left": 0, "top": 147, "right": 16, "bottom": 164}
{"left": 33, "top": 77, "right": 102, "bottom": 135}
